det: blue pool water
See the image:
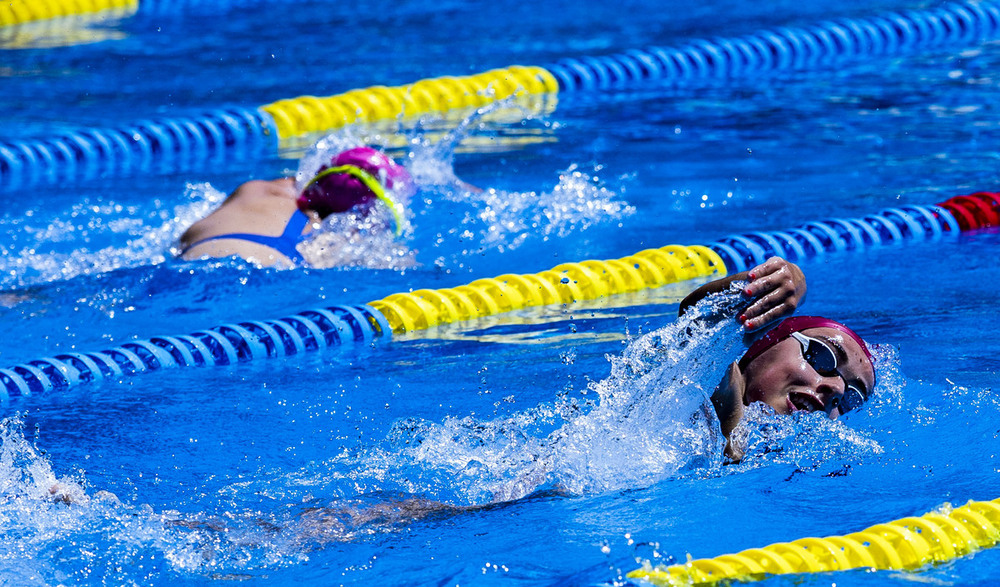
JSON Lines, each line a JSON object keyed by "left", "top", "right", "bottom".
{"left": 2, "top": 0, "right": 1000, "bottom": 585}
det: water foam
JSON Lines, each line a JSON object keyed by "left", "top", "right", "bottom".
{"left": 0, "top": 183, "right": 224, "bottom": 290}
{"left": 324, "top": 290, "right": 739, "bottom": 506}
{"left": 296, "top": 111, "right": 633, "bottom": 268}
{"left": 0, "top": 415, "right": 167, "bottom": 583}
{"left": 321, "top": 289, "right": 897, "bottom": 508}
{"left": 406, "top": 103, "right": 634, "bottom": 258}
{"left": 0, "top": 107, "right": 629, "bottom": 286}
{"left": 0, "top": 415, "right": 310, "bottom": 581}
{"left": 0, "top": 298, "right": 918, "bottom": 577}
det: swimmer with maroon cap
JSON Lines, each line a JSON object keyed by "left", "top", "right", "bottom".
{"left": 179, "top": 146, "right": 412, "bottom": 266}
{"left": 678, "top": 257, "right": 876, "bottom": 461}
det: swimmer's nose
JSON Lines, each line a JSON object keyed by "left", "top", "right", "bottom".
{"left": 816, "top": 376, "right": 847, "bottom": 417}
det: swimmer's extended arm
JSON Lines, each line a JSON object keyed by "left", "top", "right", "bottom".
{"left": 678, "top": 257, "right": 806, "bottom": 332}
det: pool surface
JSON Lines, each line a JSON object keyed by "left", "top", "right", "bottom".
{"left": 1, "top": 0, "right": 999, "bottom": 585}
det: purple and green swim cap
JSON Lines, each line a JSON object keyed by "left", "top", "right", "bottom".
{"left": 297, "top": 147, "right": 412, "bottom": 233}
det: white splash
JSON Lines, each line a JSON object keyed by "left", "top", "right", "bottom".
{"left": 331, "top": 290, "right": 752, "bottom": 506}
{"left": 295, "top": 119, "right": 633, "bottom": 267}
{"left": 449, "top": 164, "right": 635, "bottom": 250}
{"left": 0, "top": 183, "right": 224, "bottom": 289}
{"left": 0, "top": 415, "right": 304, "bottom": 581}
{"left": 329, "top": 288, "right": 894, "bottom": 506}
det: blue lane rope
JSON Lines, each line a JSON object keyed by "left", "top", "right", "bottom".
{"left": 134, "top": 0, "right": 280, "bottom": 15}
{"left": 544, "top": 1, "right": 1000, "bottom": 90}
{"left": 0, "top": 305, "right": 390, "bottom": 397}
{"left": 2, "top": 1, "right": 1000, "bottom": 189}
{"left": 0, "top": 202, "right": 964, "bottom": 399}
{"left": 707, "top": 204, "right": 960, "bottom": 272}
{"left": 0, "top": 107, "right": 276, "bottom": 191}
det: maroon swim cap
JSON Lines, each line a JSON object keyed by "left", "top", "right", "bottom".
{"left": 738, "top": 316, "right": 875, "bottom": 373}
{"left": 297, "top": 147, "right": 413, "bottom": 218}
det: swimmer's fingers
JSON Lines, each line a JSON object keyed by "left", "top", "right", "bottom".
{"left": 741, "top": 257, "right": 804, "bottom": 299}
{"left": 740, "top": 258, "right": 806, "bottom": 331}
{"left": 743, "top": 282, "right": 797, "bottom": 325}
{"left": 745, "top": 299, "right": 796, "bottom": 332}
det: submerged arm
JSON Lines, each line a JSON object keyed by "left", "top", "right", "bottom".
{"left": 678, "top": 257, "right": 807, "bottom": 332}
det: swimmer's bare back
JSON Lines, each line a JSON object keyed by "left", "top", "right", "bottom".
{"left": 179, "top": 178, "right": 317, "bottom": 266}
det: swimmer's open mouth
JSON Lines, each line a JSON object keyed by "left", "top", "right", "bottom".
{"left": 788, "top": 391, "right": 824, "bottom": 413}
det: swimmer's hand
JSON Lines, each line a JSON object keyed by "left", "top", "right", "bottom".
{"left": 678, "top": 256, "right": 805, "bottom": 331}
{"left": 712, "top": 362, "right": 746, "bottom": 463}
{"left": 739, "top": 257, "right": 806, "bottom": 332}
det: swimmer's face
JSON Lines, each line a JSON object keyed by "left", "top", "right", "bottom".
{"left": 741, "top": 327, "right": 875, "bottom": 419}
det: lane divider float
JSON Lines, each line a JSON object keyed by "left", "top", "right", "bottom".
{"left": 260, "top": 66, "right": 557, "bottom": 140}
{"left": 0, "top": 190, "right": 995, "bottom": 397}
{"left": 547, "top": 1, "right": 1000, "bottom": 91}
{"left": 707, "top": 203, "right": 961, "bottom": 272}
{"left": 937, "top": 191, "right": 1000, "bottom": 230}
{"left": 0, "top": 107, "right": 276, "bottom": 191}
{"left": 370, "top": 245, "right": 723, "bottom": 333}
{"left": 3, "top": 1, "right": 1000, "bottom": 188}
{"left": 0, "top": 67, "right": 553, "bottom": 191}
{"left": 628, "top": 497, "right": 1000, "bottom": 586}
{"left": 0, "top": 305, "right": 389, "bottom": 398}
{"left": 0, "top": 0, "right": 135, "bottom": 27}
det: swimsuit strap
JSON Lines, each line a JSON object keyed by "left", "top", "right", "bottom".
{"left": 181, "top": 209, "right": 310, "bottom": 263}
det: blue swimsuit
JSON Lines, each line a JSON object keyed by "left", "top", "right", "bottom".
{"left": 182, "top": 209, "right": 309, "bottom": 263}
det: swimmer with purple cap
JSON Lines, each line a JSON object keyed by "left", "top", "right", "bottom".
{"left": 179, "top": 146, "right": 412, "bottom": 266}
{"left": 679, "top": 257, "right": 876, "bottom": 462}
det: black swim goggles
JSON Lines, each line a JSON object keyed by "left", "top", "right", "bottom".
{"left": 788, "top": 331, "right": 868, "bottom": 414}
